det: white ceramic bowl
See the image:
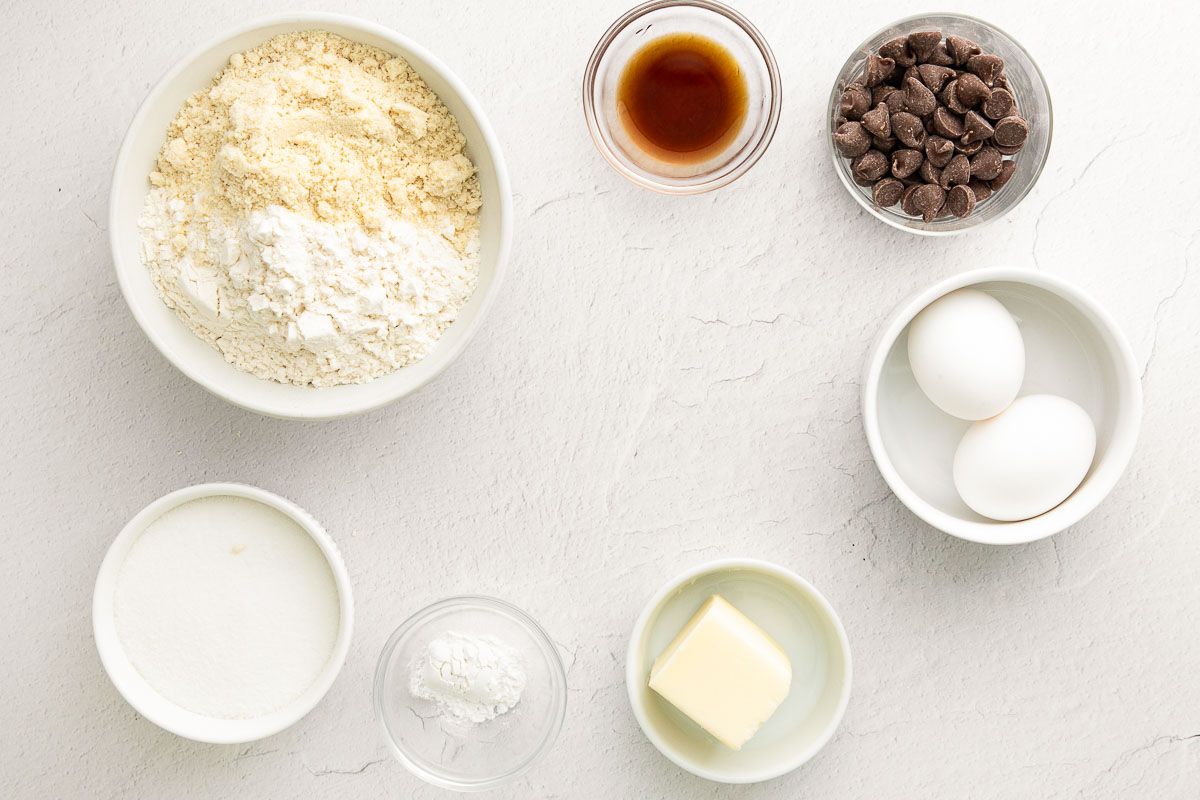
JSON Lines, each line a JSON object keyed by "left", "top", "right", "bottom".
{"left": 93, "top": 483, "right": 354, "bottom": 743}
{"left": 627, "top": 559, "right": 851, "bottom": 784}
{"left": 109, "top": 13, "right": 512, "bottom": 419}
{"left": 863, "top": 268, "right": 1142, "bottom": 544}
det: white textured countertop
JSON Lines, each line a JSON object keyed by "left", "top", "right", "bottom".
{"left": 2, "top": 0, "right": 1198, "bottom": 796}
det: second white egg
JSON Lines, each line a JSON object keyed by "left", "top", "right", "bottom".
{"left": 953, "top": 394, "right": 1097, "bottom": 522}
{"left": 907, "top": 288, "right": 1025, "bottom": 420}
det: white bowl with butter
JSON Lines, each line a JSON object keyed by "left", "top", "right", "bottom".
{"left": 626, "top": 559, "right": 851, "bottom": 783}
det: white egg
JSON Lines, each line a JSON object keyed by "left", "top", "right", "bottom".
{"left": 953, "top": 395, "right": 1097, "bottom": 522}
{"left": 907, "top": 288, "right": 1025, "bottom": 420}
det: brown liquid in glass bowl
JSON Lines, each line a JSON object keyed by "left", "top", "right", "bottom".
{"left": 616, "top": 33, "right": 748, "bottom": 164}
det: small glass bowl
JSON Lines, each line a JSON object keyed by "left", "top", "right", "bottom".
{"left": 827, "top": 13, "right": 1052, "bottom": 235}
{"left": 583, "top": 0, "right": 782, "bottom": 194}
{"left": 374, "top": 596, "right": 567, "bottom": 792}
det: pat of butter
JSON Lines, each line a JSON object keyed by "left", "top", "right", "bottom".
{"left": 648, "top": 595, "right": 791, "bottom": 750}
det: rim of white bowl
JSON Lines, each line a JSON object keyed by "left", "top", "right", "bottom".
{"left": 861, "top": 268, "right": 1143, "bottom": 545}
{"left": 625, "top": 558, "right": 852, "bottom": 783}
{"left": 92, "top": 482, "right": 355, "bottom": 743}
{"left": 109, "top": 12, "right": 512, "bottom": 420}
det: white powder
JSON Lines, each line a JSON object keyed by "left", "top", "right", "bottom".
{"left": 139, "top": 31, "right": 482, "bottom": 387}
{"left": 140, "top": 194, "right": 478, "bottom": 386}
{"left": 409, "top": 632, "right": 526, "bottom": 725}
{"left": 113, "top": 496, "right": 341, "bottom": 719}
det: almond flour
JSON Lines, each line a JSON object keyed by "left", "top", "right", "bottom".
{"left": 140, "top": 31, "right": 482, "bottom": 386}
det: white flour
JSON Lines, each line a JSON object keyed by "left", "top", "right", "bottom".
{"left": 139, "top": 31, "right": 482, "bottom": 387}
{"left": 409, "top": 632, "right": 526, "bottom": 725}
{"left": 113, "top": 496, "right": 341, "bottom": 719}
{"left": 140, "top": 195, "right": 478, "bottom": 386}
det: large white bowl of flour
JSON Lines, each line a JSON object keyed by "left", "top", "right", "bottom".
{"left": 110, "top": 13, "right": 512, "bottom": 419}
{"left": 93, "top": 483, "right": 354, "bottom": 743}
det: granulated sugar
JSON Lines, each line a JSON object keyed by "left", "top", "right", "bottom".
{"left": 113, "top": 496, "right": 340, "bottom": 719}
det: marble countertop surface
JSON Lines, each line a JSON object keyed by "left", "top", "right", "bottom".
{"left": 2, "top": 0, "right": 1197, "bottom": 796}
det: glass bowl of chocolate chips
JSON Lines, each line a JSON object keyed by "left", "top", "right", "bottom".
{"left": 827, "top": 13, "right": 1051, "bottom": 235}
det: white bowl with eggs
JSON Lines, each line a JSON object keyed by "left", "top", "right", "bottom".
{"left": 109, "top": 13, "right": 512, "bottom": 419}
{"left": 626, "top": 559, "right": 851, "bottom": 783}
{"left": 863, "top": 268, "right": 1142, "bottom": 545}
{"left": 93, "top": 483, "right": 354, "bottom": 743}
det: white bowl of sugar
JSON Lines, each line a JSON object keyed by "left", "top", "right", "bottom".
{"left": 109, "top": 13, "right": 512, "bottom": 419}
{"left": 93, "top": 483, "right": 354, "bottom": 743}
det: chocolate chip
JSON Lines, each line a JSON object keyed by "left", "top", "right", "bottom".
{"left": 840, "top": 83, "right": 871, "bottom": 120}
{"left": 891, "top": 148, "right": 924, "bottom": 179}
{"left": 925, "top": 135, "right": 955, "bottom": 167}
{"left": 878, "top": 36, "right": 915, "bottom": 68}
{"left": 968, "top": 178, "right": 993, "bottom": 202}
{"left": 891, "top": 111, "right": 927, "bottom": 148}
{"left": 946, "top": 184, "right": 976, "bottom": 217}
{"left": 904, "top": 76, "right": 937, "bottom": 117}
{"left": 990, "top": 159, "right": 1017, "bottom": 190}
{"left": 881, "top": 87, "right": 907, "bottom": 113}
{"left": 993, "top": 71, "right": 1009, "bottom": 90}
{"left": 954, "top": 72, "right": 991, "bottom": 107}
{"left": 873, "top": 177, "right": 905, "bottom": 206}
{"left": 955, "top": 137, "right": 984, "bottom": 155}
{"left": 851, "top": 149, "right": 889, "bottom": 183}
{"left": 931, "top": 106, "right": 965, "bottom": 138}
{"left": 911, "top": 183, "right": 946, "bottom": 222}
{"left": 907, "top": 30, "right": 943, "bottom": 62}
{"left": 833, "top": 121, "right": 871, "bottom": 157}
{"left": 993, "top": 115, "right": 1029, "bottom": 148}
{"left": 900, "top": 183, "right": 922, "bottom": 215}
{"left": 966, "top": 53, "right": 1004, "bottom": 86}
{"left": 946, "top": 35, "right": 982, "bottom": 65}
{"left": 861, "top": 102, "right": 891, "bottom": 138}
{"left": 925, "top": 42, "right": 955, "bottom": 67}
{"left": 872, "top": 135, "right": 897, "bottom": 153}
{"left": 961, "top": 110, "right": 995, "bottom": 145}
{"left": 969, "top": 146, "right": 1003, "bottom": 180}
{"left": 919, "top": 159, "right": 941, "bottom": 185}
{"left": 940, "top": 79, "right": 971, "bottom": 114}
{"left": 940, "top": 153, "right": 970, "bottom": 187}
{"left": 903, "top": 64, "right": 922, "bottom": 85}
{"left": 981, "top": 87, "right": 1015, "bottom": 120}
{"left": 994, "top": 142, "right": 1024, "bottom": 155}
{"left": 917, "top": 64, "right": 956, "bottom": 93}
{"left": 863, "top": 54, "right": 896, "bottom": 87}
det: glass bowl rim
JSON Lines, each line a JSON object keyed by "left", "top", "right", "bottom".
{"left": 582, "top": 0, "right": 783, "bottom": 195}
{"left": 826, "top": 11, "right": 1053, "bottom": 236}
{"left": 372, "top": 594, "right": 568, "bottom": 792}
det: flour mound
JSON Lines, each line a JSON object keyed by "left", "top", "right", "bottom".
{"left": 140, "top": 197, "right": 478, "bottom": 386}
{"left": 409, "top": 632, "right": 526, "bottom": 726}
{"left": 139, "top": 31, "right": 481, "bottom": 386}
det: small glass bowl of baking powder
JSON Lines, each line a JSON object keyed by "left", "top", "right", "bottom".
{"left": 374, "top": 596, "right": 567, "bottom": 791}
